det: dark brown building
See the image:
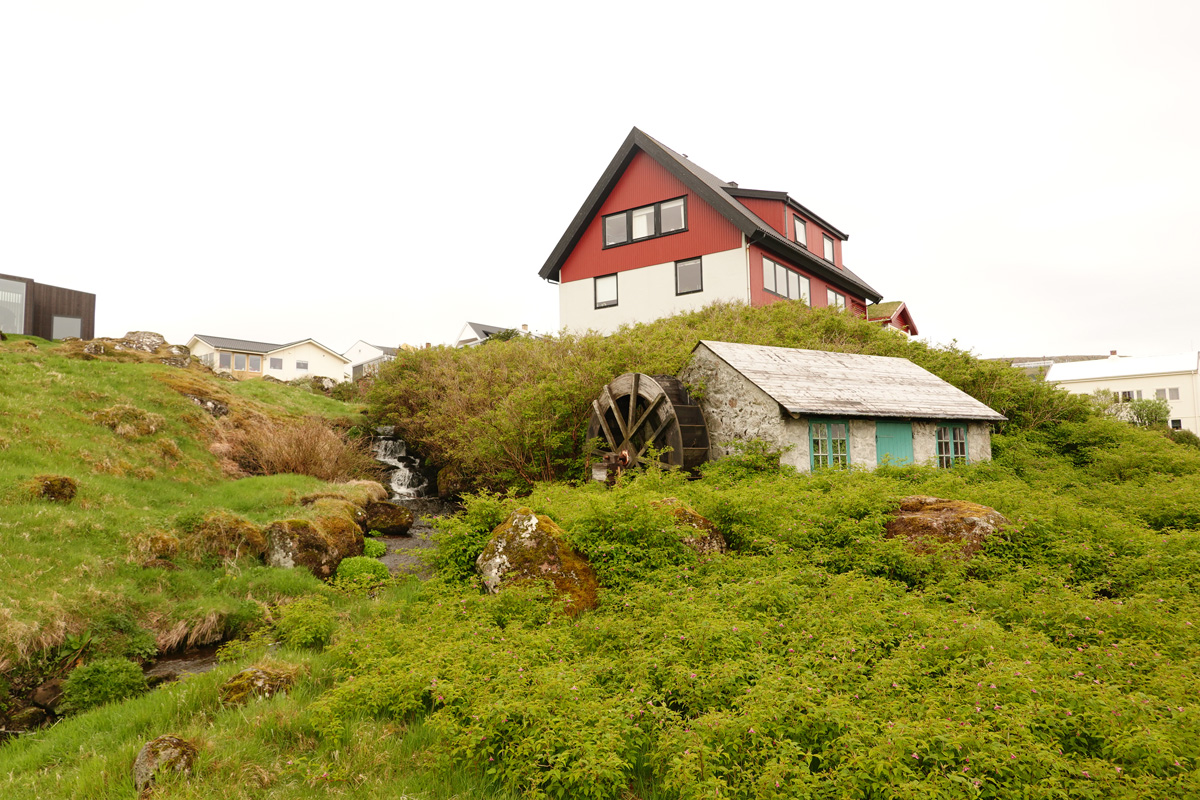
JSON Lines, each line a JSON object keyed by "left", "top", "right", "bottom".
{"left": 0, "top": 273, "right": 96, "bottom": 340}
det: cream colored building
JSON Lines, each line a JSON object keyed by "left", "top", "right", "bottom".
{"left": 188, "top": 335, "right": 349, "bottom": 383}
{"left": 1045, "top": 353, "right": 1200, "bottom": 434}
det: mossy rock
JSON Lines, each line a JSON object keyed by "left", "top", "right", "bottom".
{"left": 133, "top": 735, "right": 198, "bottom": 794}
{"left": 884, "top": 495, "right": 1009, "bottom": 559}
{"left": 8, "top": 705, "right": 49, "bottom": 731}
{"left": 263, "top": 513, "right": 362, "bottom": 578}
{"left": 651, "top": 497, "right": 727, "bottom": 556}
{"left": 362, "top": 500, "right": 413, "bottom": 536}
{"left": 180, "top": 511, "right": 266, "bottom": 560}
{"left": 476, "top": 508, "right": 598, "bottom": 615}
{"left": 218, "top": 665, "right": 296, "bottom": 705}
{"left": 26, "top": 474, "right": 77, "bottom": 503}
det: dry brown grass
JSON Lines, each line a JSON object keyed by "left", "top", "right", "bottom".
{"left": 214, "top": 415, "right": 381, "bottom": 482}
{"left": 91, "top": 404, "right": 165, "bottom": 437}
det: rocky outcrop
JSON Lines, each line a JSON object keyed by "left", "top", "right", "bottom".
{"left": 133, "top": 735, "right": 198, "bottom": 795}
{"left": 218, "top": 666, "right": 296, "bottom": 705}
{"left": 651, "top": 498, "right": 727, "bottom": 557}
{"left": 362, "top": 501, "right": 414, "bottom": 536}
{"left": 476, "top": 508, "right": 598, "bottom": 614}
{"left": 27, "top": 474, "right": 77, "bottom": 503}
{"left": 183, "top": 394, "right": 229, "bottom": 418}
{"left": 885, "top": 496, "right": 1009, "bottom": 558}
{"left": 67, "top": 332, "right": 192, "bottom": 368}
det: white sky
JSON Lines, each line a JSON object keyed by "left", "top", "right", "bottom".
{"left": 2, "top": 0, "right": 1198, "bottom": 358}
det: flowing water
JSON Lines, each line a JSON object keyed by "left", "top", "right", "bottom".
{"left": 372, "top": 431, "right": 428, "bottom": 498}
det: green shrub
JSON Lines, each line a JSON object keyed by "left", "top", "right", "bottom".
{"left": 1167, "top": 428, "right": 1200, "bottom": 449}
{"left": 362, "top": 538, "right": 387, "bottom": 558}
{"left": 274, "top": 597, "right": 337, "bottom": 650}
{"left": 335, "top": 556, "right": 389, "bottom": 583}
{"left": 61, "top": 658, "right": 148, "bottom": 713}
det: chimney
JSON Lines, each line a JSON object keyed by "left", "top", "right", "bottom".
{"left": 728, "top": 181, "right": 738, "bottom": 188}
{"left": 521, "top": 324, "right": 529, "bottom": 332}
{"left": 1110, "top": 350, "right": 1118, "bottom": 357}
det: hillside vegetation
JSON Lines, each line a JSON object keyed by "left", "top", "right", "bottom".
{"left": 0, "top": 336, "right": 374, "bottom": 701}
{"left": 3, "top": 308, "right": 1200, "bottom": 799}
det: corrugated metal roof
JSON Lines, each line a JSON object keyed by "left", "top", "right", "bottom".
{"left": 193, "top": 335, "right": 283, "bottom": 354}
{"left": 697, "top": 340, "right": 1006, "bottom": 421}
{"left": 1046, "top": 353, "right": 1199, "bottom": 382}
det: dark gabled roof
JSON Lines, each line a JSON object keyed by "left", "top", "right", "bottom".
{"left": 539, "top": 127, "right": 882, "bottom": 303}
{"left": 723, "top": 187, "right": 849, "bottom": 241}
{"left": 192, "top": 335, "right": 283, "bottom": 354}
{"left": 696, "top": 340, "right": 1006, "bottom": 422}
{"left": 191, "top": 335, "right": 350, "bottom": 362}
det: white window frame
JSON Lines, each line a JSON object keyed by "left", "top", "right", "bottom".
{"left": 296, "top": 360, "right": 309, "bottom": 372}
{"left": 823, "top": 235, "right": 835, "bottom": 262}
{"left": 827, "top": 289, "right": 846, "bottom": 310}
{"left": 602, "top": 197, "right": 688, "bottom": 249}
{"left": 762, "top": 257, "right": 810, "bottom": 303}
{"left": 675, "top": 258, "right": 702, "bottom": 296}
{"left": 793, "top": 215, "right": 807, "bottom": 248}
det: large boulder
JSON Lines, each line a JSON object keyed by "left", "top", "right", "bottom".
{"left": 133, "top": 735, "right": 197, "bottom": 794}
{"left": 122, "top": 331, "right": 167, "bottom": 352}
{"left": 476, "top": 508, "right": 598, "bottom": 614}
{"left": 885, "top": 496, "right": 1009, "bottom": 559}
{"left": 362, "top": 501, "right": 414, "bottom": 536}
{"left": 264, "top": 517, "right": 362, "bottom": 578}
{"left": 651, "top": 498, "right": 727, "bottom": 557}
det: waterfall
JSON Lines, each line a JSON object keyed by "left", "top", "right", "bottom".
{"left": 372, "top": 432, "right": 428, "bottom": 499}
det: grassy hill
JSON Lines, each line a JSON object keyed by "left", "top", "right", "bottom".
{"left": 2, "top": 310, "right": 1200, "bottom": 799}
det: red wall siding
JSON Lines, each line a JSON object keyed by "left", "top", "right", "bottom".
{"left": 746, "top": 244, "right": 866, "bottom": 310}
{"left": 736, "top": 197, "right": 786, "bottom": 237}
{"left": 559, "top": 151, "right": 743, "bottom": 283}
{"left": 791, "top": 213, "right": 843, "bottom": 269}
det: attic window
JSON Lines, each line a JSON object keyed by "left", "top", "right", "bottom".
{"left": 823, "top": 235, "right": 835, "bottom": 262}
{"left": 602, "top": 197, "right": 687, "bottom": 248}
{"left": 793, "top": 215, "right": 807, "bottom": 248}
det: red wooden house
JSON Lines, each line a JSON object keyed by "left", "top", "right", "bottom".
{"left": 540, "top": 128, "right": 910, "bottom": 334}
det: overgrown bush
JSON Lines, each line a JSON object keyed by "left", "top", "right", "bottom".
{"left": 216, "top": 415, "right": 380, "bottom": 482}
{"left": 370, "top": 301, "right": 1091, "bottom": 493}
{"left": 335, "top": 556, "right": 389, "bottom": 582}
{"left": 362, "top": 538, "right": 386, "bottom": 558}
{"left": 274, "top": 597, "right": 337, "bottom": 650}
{"left": 61, "top": 658, "right": 148, "bottom": 713}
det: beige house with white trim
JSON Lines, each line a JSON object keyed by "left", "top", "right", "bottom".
{"left": 1045, "top": 353, "right": 1200, "bottom": 434}
{"left": 187, "top": 335, "right": 349, "bottom": 383}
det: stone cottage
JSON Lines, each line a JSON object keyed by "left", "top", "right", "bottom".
{"left": 679, "top": 340, "right": 1005, "bottom": 472}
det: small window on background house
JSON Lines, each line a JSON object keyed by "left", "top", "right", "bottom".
{"left": 595, "top": 274, "right": 618, "bottom": 308}
{"left": 827, "top": 289, "right": 846, "bottom": 310}
{"left": 793, "top": 215, "right": 807, "bottom": 248}
{"left": 1120, "top": 391, "right": 1134, "bottom": 403}
{"left": 1170, "top": 387, "right": 1181, "bottom": 400}
{"left": 1136, "top": 390, "right": 1143, "bottom": 400}
{"left": 248, "top": 355, "right": 262, "bottom": 372}
{"left": 1171, "top": 419, "right": 1182, "bottom": 430}
{"left": 936, "top": 425, "right": 968, "bottom": 468}
{"left": 234, "top": 354, "right": 247, "bottom": 371}
{"left": 603, "top": 214, "right": 628, "bottom": 247}
{"left": 296, "top": 360, "right": 309, "bottom": 371}
{"left": 676, "top": 258, "right": 702, "bottom": 295}
{"left": 823, "top": 235, "right": 835, "bottom": 262}
{"left": 1156, "top": 389, "right": 1167, "bottom": 400}
{"left": 270, "top": 357, "right": 283, "bottom": 370}
{"left": 661, "top": 198, "right": 686, "bottom": 233}
{"left": 218, "top": 352, "right": 232, "bottom": 369}
{"left": 51, "top": 315, "right": 82, "bottom": 339}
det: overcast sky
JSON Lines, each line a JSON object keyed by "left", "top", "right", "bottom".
{"left": 3, "top": 1, "right": 1197, "bottom": 358}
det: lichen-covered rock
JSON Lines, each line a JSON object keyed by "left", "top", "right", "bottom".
{"left": 476, "top": 508, "right": 598, "bottom": 614}
{"left": 218, "top": 666, "right": 295, "bottom": 705}
{"left": 123, "top": 331, "right": 167, "bottom": 352}
{"left": 651, "top": 498, "right": 727, "bottom": 556}
{"left": 362, "top": 500, "right": 414, "bottom": 536}
{"left": 885, "top": 496, "right": 1009, "bottom": 558}
{"left": 264, "top": 517, "right": 361, "bottom": 578}
{"left": 28, "top": 474, "right": 77, "bottom": 503}
{"left": 132, "top": 735, "right": 197, "bottom": 794}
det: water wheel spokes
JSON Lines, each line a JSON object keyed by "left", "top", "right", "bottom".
{"left": 586, "top": 373, "right": 709, "bottom": 478}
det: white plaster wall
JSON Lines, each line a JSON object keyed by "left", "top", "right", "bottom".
{"left": 560, "top": 247, "right": 747, "bottom": 334}
{"left": 267, "top": 342, "right": 348, "bottom": 382}
{"left": 1053, "top": 374, "right": 1200, "bottom": 435}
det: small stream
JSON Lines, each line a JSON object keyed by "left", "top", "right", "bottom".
{"left": 372, "top": 427, "right": 429, "bottom": 498}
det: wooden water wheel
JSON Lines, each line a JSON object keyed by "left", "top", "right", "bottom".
{"left": 586, "top": 373, "right": 709, "bottom": 477}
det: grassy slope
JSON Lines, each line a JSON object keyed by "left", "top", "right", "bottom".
{"left": 0, "top": 336, "right": 364, "bottom": 671}
{"left": 4, "top": 321, "right": 1200, "bottom": 798}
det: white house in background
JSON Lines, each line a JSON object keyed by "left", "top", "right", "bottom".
{"left": 342, "top": 340, "right": 405, "bottom": 380}
{"left": 1045, "top": 352, "right": 1200, "bottom": 434}
{"left": 454, "top": 322, "right": 536, "bottom": 348}
{"left": 188, "top": 335, "right": 350, "bottom": 383}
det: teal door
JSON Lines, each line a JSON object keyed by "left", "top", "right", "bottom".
{"left": 876, "top": 421, "right": 914, "bottom": 466}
